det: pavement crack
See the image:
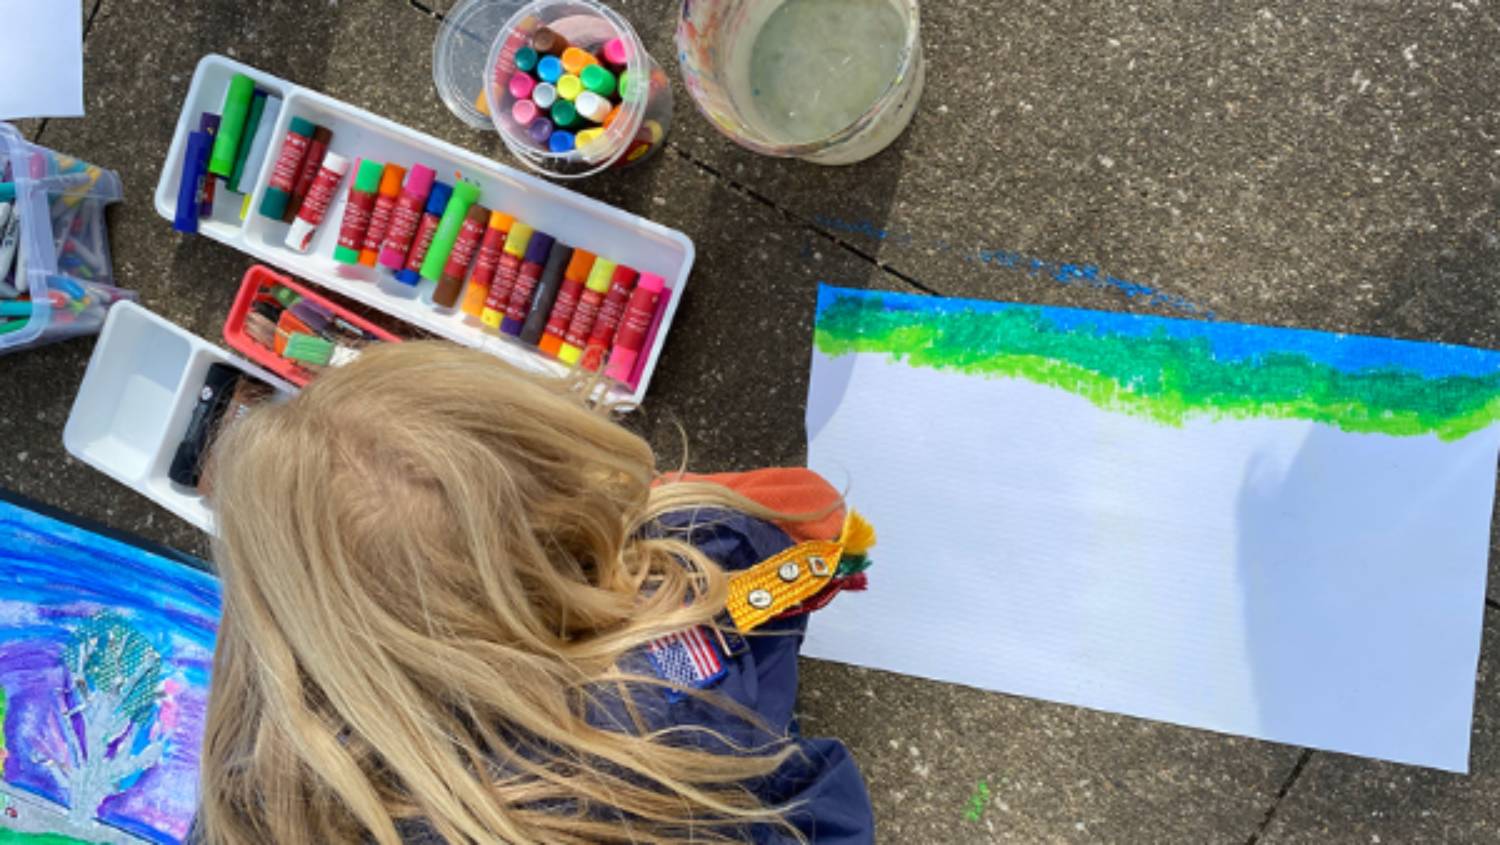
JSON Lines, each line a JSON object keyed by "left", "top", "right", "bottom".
{"left": 1245, "top": 749, "right": 1314, "bottom": 845}
{"left": 665, "top": 142, "right": 938, "bottom": 297}
{"left": 408, "top": 0, "right": 443, "bottom": 19}
{"left": 1486, "top": 598, "right": 1499, "bottom": 612}
{"left": 85, "top": 0, "right": 105, "bottom": 38}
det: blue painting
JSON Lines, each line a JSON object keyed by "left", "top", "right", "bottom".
{"left": 0, "top": 492, "right": 218, "bottom": 843}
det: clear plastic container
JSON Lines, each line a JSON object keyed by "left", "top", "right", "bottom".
{"left": 485, "top": 0, "right": 672, "bottom": 178}
{"left": 433, "top": 0, "right": 524, "bottom": 130}
{"left": 675, "top": 0, "right": 924, "bottom": 165}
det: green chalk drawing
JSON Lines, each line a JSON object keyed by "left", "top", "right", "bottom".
{"left": 814, "top": 293, "right": 1500, "bottom": 441}
{"left": 963, "top": 779, "right": 992, "bottom": 823}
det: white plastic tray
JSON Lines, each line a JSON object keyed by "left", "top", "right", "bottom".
{"left": 64, "top": 302, "right": 296, "bottom": 533}
{"left": 155, "top": 54, "right": 692, "bottom": 406}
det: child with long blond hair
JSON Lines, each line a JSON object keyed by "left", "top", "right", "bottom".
{"left": 195, "top": 342, "right": 875, "bottom": 844}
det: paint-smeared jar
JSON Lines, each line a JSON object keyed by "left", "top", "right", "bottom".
{"left": 676, "top": 0, "right": 924, "bottom": 165}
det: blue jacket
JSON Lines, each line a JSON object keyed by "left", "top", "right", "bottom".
{"left": 633, "top": 509, "right": 876, "bottom": 844}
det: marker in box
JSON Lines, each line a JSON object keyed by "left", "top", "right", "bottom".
{"left": 605, "top": 273, "right": 664, "bottom": 383}
{"left": 461, "top": 211, "right": 514, "bottom": 318}
{"left": 418, "top": 181, "right": 482, "bottom": 283}
{"left": 396, "top": 181, "right": 453, "bottom": 286}
{"left": 259, "top": 117, "right": 316, "bottom": 219}
{"left": 538, "top": 249, "right": 595, "bottom": 357}
{"left": 234, "top": 97, "right": 283, "bottom": 216}
{"left": 558, "top": 257, "right": 616, "bottom": 365}
{"left": 227, "top": 91, "right": 266, "bottom": 190}
{"left": 581, "top": 264, "right": 638, "bottom": 371}
{"left": 334, "top": 159, "right": 385, "bottom": 265}
{"left": 360, "top": 164, "right": 407, "bottom": 266}
{"left": 500, "top": 232, "right": 555, "bottom": 336}
{"left": 434, "top": 204, "right": 491, "bottom": 308}
{"left": 196, "top": 114, "right": 221, "bottom": 219}
{"left": 173, "top": 130, "right": 211, "bottom": 233}
{"left": 480, "top": 222, "right": 534, "bottom": 328}
{"left": 378, "top": 164, "right": 436, "bottom": 270}
{"left": 208, "top": 74, "right": 255, "bottom": 177}
{"left": 286, "top": 152, "right": 350, "bottom": 252}
{"left": 518, "top": 240, "right": 573, "bottom": 345}
{"left": 580, "top": 65, "right": 616, "bottom": 98}
{"left": 283, "top": 124, "right": 331, "bottom": 222}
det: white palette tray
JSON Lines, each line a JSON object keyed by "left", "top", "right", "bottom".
{"left": 155, "top": 54, "right": 693, "bottom": 406}
{"left": 64, "top": 302, "right": 296, "bottom": 533}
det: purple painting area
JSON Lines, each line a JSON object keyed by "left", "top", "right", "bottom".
{"left": 0, "top": 498, "right": 220, "bottom": 845}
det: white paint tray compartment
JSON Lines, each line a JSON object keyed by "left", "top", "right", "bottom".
{"left": 155, "top": 54, "right": 693, "bottom": 406}
{"left": 64, "top": 302, "right": 295, "bottom": 533}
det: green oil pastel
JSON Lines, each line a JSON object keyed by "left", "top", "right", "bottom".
{"left": 814, "top": 295, "right": 1500, "bottom": 441}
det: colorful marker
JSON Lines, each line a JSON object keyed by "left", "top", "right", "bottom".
{"left": 285, "top": 152, "right": 350, "bottom": 252}
{"left": 418, "top": 181, "right": 482, "bottom": 283}
{"left": 532, "top": 83, "right": 558, "bottom": 110}
{"left": 509, "top": 71, "right": 537, "bottom": 100}
{"left": 513, "top": 98, "right": 539, "bottom": 127}
{"left": 519, "top": 240, "right": 574, "bottom": 345}
{"left": 604, "top": 272, "right": 665, "bottom": 383}
{"left": 538, "top": 249, "right": 595, "bottom": 358}
{"left": 556, "top": 74, "right": 583, "bottom": 102}
{"left": 552, "top": 100, "right": 579, "bottom": 130}
{"left": 582, "top": 264, "right": 638, "bottom": 370}
{"left": 395, "top": 181, "right": 453, "bottom": 285}
{"left": 548, "top": 132, "right": 576, "bottom": 153}
{"left": 227, "top": 91, "right": 265, "bottom": 191}
{"left": 283, "top": 124, "right": 331, "bottom": 222}
{"left": 434, "top": 204, "right": 492, "bottom": 308}
{"left": 258, "top": 116, "right": 316, "bottom": 219}
{"left": 558, "top": 257, "right": 616, "bottom": 365}
{"left": 574, "top": 91, "right": 611, "bottom": 123}
{"left": 528, "top": 118, "right": 555, "bottom": 145}
{"left": 537, "top": 55, "right": 564, "bottom": 84}
{"left": 334, "top": 159, "right": 385, "bottom": 265}
{"left": 480, "top": 221, "right": 534, "bottom": 328}
{"left": 602, "top": 37, "right": 630, "bottom": 68}
{"left": 580, "top": 64, "right": 617, "bottom": 97}
{"left": 360, "top": 164, "right": 407, "bottom": 266}
{"left": 462, "top": 211, "right": 515, "bottom": 318}
{"left": 500, "top": 232, "right": 556, "bottom": 335}
{"left": 531, "top": 27, "right": 569, "bottom": 55}
{"left": 173, "top": 130, "right": 211, "bottom": 233}
{"left": 208, "top": 74, "right": 255, "bottom": 177}
{"left": 515, "top": 46, "right": 540, "bottom": 73}
{"left": 378, "top": 164, "right": 436, "bottom": 270}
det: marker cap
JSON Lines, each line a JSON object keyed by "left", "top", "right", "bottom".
{"left": 209, "top": 74, "right": 257, "bottom": 177}
{"left": 333, "top": 160, "right": 386, "bottom": 263}
{"left": 523, "top": 232, "right": 556, "bottom": 266}
{"left": 405, "top": 163, "right": 437, "bottom": 199}
{"left": 585, "top": 257, "right": 617, "bottom": 293}
{"left": 284, "top": 152, "right": 350, "bottom": 252}
{"left": 528, "top": 117, "right": 555, "bottom": 145}
{"left": 451, "top": 180, "right": 481, "bottom": 207}
{"left": 509, "top": 71, "right": 536, "bottom": 100}
{"left": 424, "top": 181, "right": 455, "bottom": 215}
{"left": 531, "top": 27, "right": 569, "bottom": 56}
{"left": 575, "top": 91, "right": 610, "bottom": 123}
{"left": 513, "top": 98, "right": 539, "bottom": 126}
{"left": 537, "top": 55, "right": 563, "bottom": 83}
{"left": 503, "top": 221, "right": 535, "bottom": 258}
{"left": 565, "top": 249, "right": 597, "bottom": 281}
{"left": 548, "top": 131, "right": 576, "bottom": 153}
{"left": 489, "top": 210, "right": 516, "bottom": 231}
{"left": 561, "top": 47, "right": 597, "bottom": 75}
{"left": 515, "top": 45, "right": 540, "bottom": 73}
{"left": 551, "top": 100, "right": 579, "bottom": 129}
{"left": 580, "top": 65, "right": 616, "bottom": 97}
{"left": 257, "top": 116, "right": 317, "bottom": 220}
{"left": 556, "top": 74, "right": 583, "bottom": 102}
{"left": 602, "top": 38, "right": 630, "bottom": 67}
{"left": 575, "top": 127, "right": 606, "bottom": 152}
{"left": 378, "top": 163, "right": 406, "bottom": 196}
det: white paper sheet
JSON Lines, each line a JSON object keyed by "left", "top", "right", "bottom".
{"left": 0, "top": 1, "right": 85, "bottom": 119}
{"left": 805, "top": 285, "right": 1500, "bottom": 772}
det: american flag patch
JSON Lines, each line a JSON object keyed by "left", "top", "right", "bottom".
{"left": 646, "top": 626, "right": 726, "bottom": 692}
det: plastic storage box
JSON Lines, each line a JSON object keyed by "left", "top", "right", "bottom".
{"left": 155, "top": 54, "right": 692, "bottom": 407}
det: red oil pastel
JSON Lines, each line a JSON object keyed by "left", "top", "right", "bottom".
{"left": 580, "top": 264, "right": 638, "bottom": 371}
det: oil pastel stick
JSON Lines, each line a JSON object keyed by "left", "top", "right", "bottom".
{"left": 418, "top": 181, "right": 482, "bottom": 282}
{"left": 334, "top": 159, "right": 385, "bottom": 265}
{"left": 627, "top": 284, "right": 671, "bottom": 388}
{"left": 480, "top": 221, "right": 533, "bottom": 328}
{"left": 208, "top": 74, "right": 255, "bottom": 177}
{"left": 518, "top": 240, "right": 574, "bottom": 345}
{"left": 604, "top": 273, "right": 664, "bottom": 383}
{"left": 500, "top": 232, "right": 555, "bottom": 335}
{"left": 259, "top": 116, "right": 316, "bottom": 219}
{"left": 283, "top": 124, "right": 331, "bottom": 222}
{"left": 173, "top": 130, "right": 211, "bottom": 233}
{"left": 538, "top": 249, "right": 595, "bottom": 357}
{"left": 434, "top": 204, "right": 491, "bottom": 308}
{"left": 557, "top": 257, "right": 615, "bottom": 365}
{"left": 378, "top": 164, "right": 436, "bottom": 269}
{"left": 227, "top": 91, "right": 266, "bottom": 190}
{"left": 581, "top": 264, "right": 638, "bottom": 371}
{"left": 234, "top": 97, "right": 283, "bottom": 216}
{"left": 360, "top": 163, "right": 407, "bottom": 266}
{"left": 396, "top": 181, "right": 453, "bottom": 286}
{"left": 461, "top": 211, "right": 514, "bottom": 317}
{"left": 197, "top": 113, "right": 221, "bottom": 218}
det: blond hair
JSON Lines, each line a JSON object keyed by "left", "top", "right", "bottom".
{"left": 199, "top": 342, "right": 800, "bottom": 844}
